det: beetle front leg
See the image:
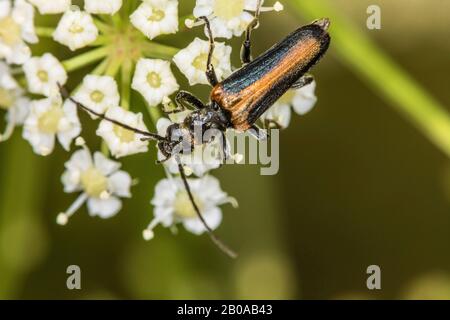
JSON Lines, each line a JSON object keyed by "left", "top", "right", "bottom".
{"left": 198, "top": 16, "right": 219, "bottom": 86}
{"left": 162, "top": 91, "right": 206, "bottom": 115}
{"left": 176, "top": 91, "right": 206, "bottom": 110}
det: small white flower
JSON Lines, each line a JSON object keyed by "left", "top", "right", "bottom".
{"left": 261, "top": 80, "right": 317, "bottom": 128}
{"left": 260, "top": 102, "right": 291, "bottom": 129}
{"left": 53, "top": 8, "right": 98, "bottom": 51}
{"left": 58, "top": 145, "right": 132, "bottom": 224}
{"left": 0, "top": 62, "right": 30, "bottom": 141}
{"left": 291, "top": 80, "right": 318, "bottom": 115}
{"left": 156, "top": 117, "right": 222, "bottom": 176}
{"left": 130, "top": 0, "right": 178, "bottom": 40}
{"left": 23, "top": 53, "right": 67, "bottom": 97}
{"left": 0, "top": 0, "right": 38, "bottom": 65}
{"left": 144, "top": 175, "right": 234, "bottom": 237}
{"left": 74, "top": 75, "right": 120, "bottom": 118}
{"left": 192, "top": 0, "right": 283, "bottom": 39}
{"left": 96, "top": 106, "right": 149, "bottom": 158}
{"left": 85, "top": 0, "right": 122, "bottom": 15}
{"left": 132, "top": 58, "right": 179, "bottom": 107}
{"left": 173, "top": 37, "right": 232, "bottom": 85}
{"left": 23, "top": 95, "right": 81, "bottom": 156}
{"left": 28, "top": 0, "right": 71, "bottom": 14}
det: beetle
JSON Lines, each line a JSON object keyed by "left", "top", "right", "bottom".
{"left": 60, "top": 1, "right": 331, "bottom": 258}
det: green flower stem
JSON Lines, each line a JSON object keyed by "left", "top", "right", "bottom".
{"left": 123, "top": 0, "right": 134, "bottom": 18}
{"left": 93, "top": 18, "right": 113, "bottom": 34}
{"left": 62, "top": 46, "right": 110, "bottom": 72}
{"left": 90, "top": 58, "right": 110, "bottom": 76}
{"left": 142, "top": 42, "right": 179, "bottom": 59}
{"left": 290, "top": 0, "right": 450, "bottom": 158}
{"left": 147, "top": 104, "right": 162, "bottom": 126}
{"left": 104, "top": 55, "right": 124, "bottom": 77}
{"left": 120, "top": 59, "right": 132, "bottom": 110}
{"left": 88, "top": 35, "right": 109, "bottom": 47}
{"left": 112, "top": 12, "right": 123, "bottom": 29}
{"left": 35, "top": 27, "right": 54, "bottom": 37}
{"left": 101, "top": 141, "right": 109, "bottom": 157}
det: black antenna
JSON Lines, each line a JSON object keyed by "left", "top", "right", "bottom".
{"left": 177, "top": 160, "right": 238, "bottom": 259}
{"left": 58, "top": 84, "right": 166, "bottom": 141}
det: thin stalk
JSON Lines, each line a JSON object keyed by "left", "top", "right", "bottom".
{"left": 290, "top": 0, "right": 450, "bottom": 157}
{"left": 90, "top": 58, "right": 110, "bottom": 76}
{"left": 35, "top": 27, "right": 54, "bottom": 37}
{"left": 142, "top": 42, "right": 180, "bottom": 59}
{"left": 62, "top": 46, "right": 110, "bottom": 72}
{"left": 148, "top": 103, "right": 162, "bottom": 126}
{"left": 93, "top": 18, "right": 113, "bottom": 34}
{"left": 120, "top": 59, "right": 133, "bottom": 110}
{"left": 104, "top": 55, "right": 124, "bottom": 77}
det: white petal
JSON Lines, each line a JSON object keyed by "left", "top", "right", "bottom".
{"left": 182, "top": 207, "right": 222, "bottom": 235}
{"left": 87, "top": 196, "right": 122, "bottom": 218}
{"left": 108, "top": 170, "right": 132, "bottom": 198}
{"left": 93, "top": 151, "right": 121, "bottom": 175}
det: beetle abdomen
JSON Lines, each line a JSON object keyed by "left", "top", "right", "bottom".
{"left": 211, "top": 19, "right": 330, "bottom": 131}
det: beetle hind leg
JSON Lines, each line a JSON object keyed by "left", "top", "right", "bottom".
{"left": 249, "top": 124, "right": 269, "bottom": 141}
{"left": 292, "top": 74, "right": 315, "bottom": 89}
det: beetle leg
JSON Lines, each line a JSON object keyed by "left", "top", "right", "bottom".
{"left": 198, "top": 16, "right": 219, "bottom": 86}
{"left": 291, "top": 74, "right": 314, "bottom": 89}
{"left": 248, "top": 124, "right": 269, "bottom": 140}
{"left": 219, "top": 131, "right": 231, "bottom": 161}
{"left": 240, "top": 0, "right": 262, "bottom": 65}
{"left": 240, "top": 19, "right": 259, "bottom": 65}
{"left": 175, "top": 90, "right": 206, "bottom": 110}
{"left": 176, "top": 159, "right": 237, "bottom": 258}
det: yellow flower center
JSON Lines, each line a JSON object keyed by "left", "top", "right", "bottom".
{"left": 113, "top": 124, "right": 135, "bottom": 143}
{"left": 80, "top": 167, "right": 108, "bottom": 198}
{"left": 90, "top": 90, "right": 104, "bottom": 103}
{"left": 192, "top": 53, "right": 218, "bottom": 71}
{"left": 214, "top": 0, "right": 245, "bottom": 20}
{"left": 37, "top": 70, "right": 49, "bottom": 82}
{"left": 69, "top": 23, "right": 84, "bottom": 34}
{"left": 37, "top": 104, "right": 64, "bottom": 133}
{"left": 148, "top": 9, "right": 165, "bottom": 21}
{"left": 146, "top": 72, "right": 161, "bottom": 88}
{"left": 0, "top": 16, "right": 21, "bottom": 46}
{"left": 0, "top": 88, "right": 14, "bottom": 110}
{"left": 278, "top": 90, "right": 295, "bottom": 104}
{"left": 174, "top": 191, "right": 204, "bottom": 219}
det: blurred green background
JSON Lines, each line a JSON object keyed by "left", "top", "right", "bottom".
{"left": 0, "top": 0, "right": 450, "bottom": 299}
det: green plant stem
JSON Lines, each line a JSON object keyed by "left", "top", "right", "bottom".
{"left": 35, "top": 27, "right": 54, "bottom": 37}
{"left": 147, "top": 104, "right": 162, "bottom": 126}
{"left": 142, "top": 42, "right": 180, "bottom": 59}
{"left": 104, "top": 55, "right": 124, "bottom": 77}
{"left": 93, "top": 18, "right": 113, "bottom": 34}
{"left": 90, "top": 58, "right": 110, "bottom": 76}
{"left": 121, "top": 59, "right": 132, "bottom": 110}
{"left": 290, "top": 0, "right": 450, "bottom": 158}
{"left": 62, "top": 46, "right": 110, "bottom": 72}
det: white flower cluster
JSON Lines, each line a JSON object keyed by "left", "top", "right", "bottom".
{"left": 0, "top": 0, "right": 310, "bottom": 248}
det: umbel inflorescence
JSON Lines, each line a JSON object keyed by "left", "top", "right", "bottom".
{"left": 0, "top": 0, "right": 318, "bottom": 247}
